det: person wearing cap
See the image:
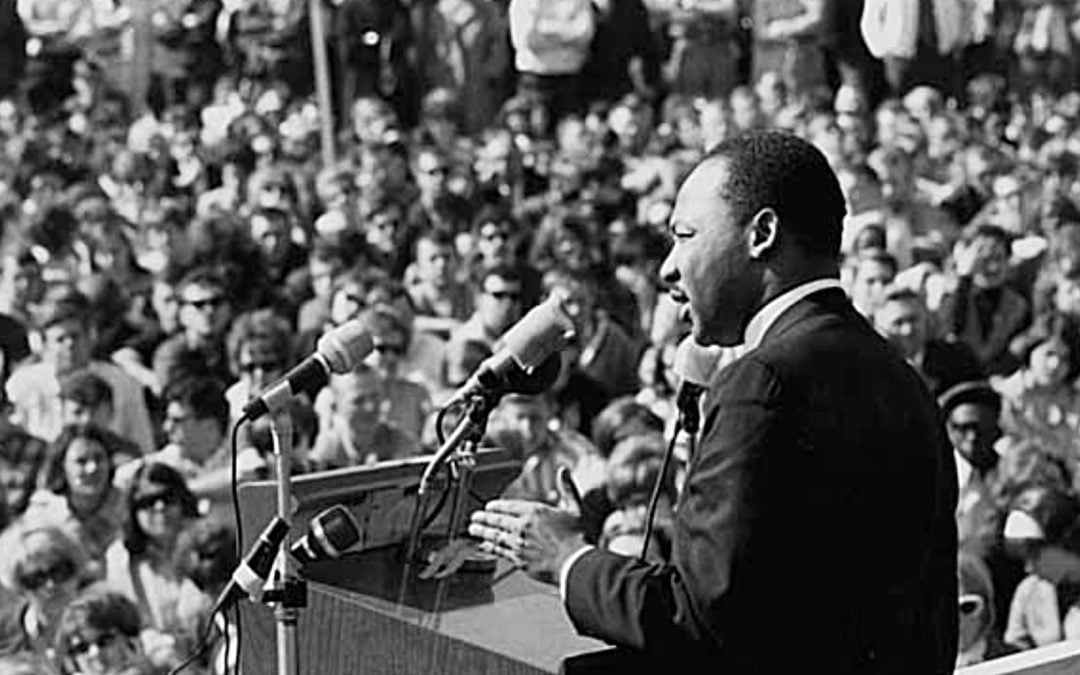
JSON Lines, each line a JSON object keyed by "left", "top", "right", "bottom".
{"left": 940, "top": 380, "right": 1001, "bottom": 558}
{"left": 1002, "top": 483, "right": 1080, "bottom": 648}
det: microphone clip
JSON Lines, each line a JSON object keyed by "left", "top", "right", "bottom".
{"left": 260, "top": 576, "right": 308, "bottom": 610}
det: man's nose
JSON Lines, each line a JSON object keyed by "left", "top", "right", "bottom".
{"left": 658, "top": 250, "right": 678, "bottom": 287}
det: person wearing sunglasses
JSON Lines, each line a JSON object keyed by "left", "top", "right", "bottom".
{"left": 224, "top": 309, "right": 295, "bottom": 427}
{"left": 52, "top": 585, "right": 153, "bottom": 675}
{"left": 956, "top": 551, "right": 1020, "bottom": 667}
{"left": 444, "top": 264, "right": 524, "bottom": 389}
{"left": 1003, "top": 483, "right": 1080, "bottom": 650}
{"left": 356, "top": 305, "right": 433, "bottom": 445}
{"left": 0, "top": 524, "right": 86, "bottom": 658}
{"left": 152, "top": 266, "right": 234, "bottom": 391}
{"left": 104, "top": 462, "right": 198, "bottom": 652}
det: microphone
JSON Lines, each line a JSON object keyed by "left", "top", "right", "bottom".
{"left": 448, "top": 289, "right": 577, "bottom": 404}
{"left": 673, "top": 336, "right": 722, "bottom": 435}
{"left": 243, "top": 320, "right": 374, "bottom": 421}
{"left": 290, "top": 505, "right": 362, "bottom": 565}
{"left": 211, "top": 516, "right": 289, "bottom": 614}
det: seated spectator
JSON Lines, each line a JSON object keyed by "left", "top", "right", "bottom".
{"left": 948, "top": 225, "right": 1031, "bottom": 375}
{"left": 309, "top": 366, "right": 423, "bottom": 470}
{"left": 0, "top": 524, "right": 87, "bottom": 657}
{"left": 873, "top": 287, "right": 983, "bottom": 397}
{"left": 848, "top": 249, "right": 898, "bottom": 319}
{"left": 941, "top": 381, "right": 1003, "bottom": 559}
{"left": 6, "top": 291, "right": 155, "bottom": 453}
{"left": 152, "top": 267, "right": 235, "bottom": 391}
{"left": 956, "top": 550, "right": 1020, "bottom": 667}
{"left": 52, "top": 585, "right": 158, "bottom": 675}
{"left": 545, "top": 271, "right": 642, "bottom": 432}
{"left": 994, "top": 320, "right": 1080, "bottom": 479}
{"left": 1003, "top": 483, "right": 1080, "bottom": 648}
{"left": 599, "top": 434, "right": 675, "bottom": 564}
{"left": 444, "top": 265, "right": 524, "bottom": 388}
{"left": 57, "top": 370, "right": 141, "bottom": 465}
{"left": 295, "top": 240, "right": 352, "bottom": 334}
{"left": 22, "top": 424, "right": 128, "bottom": 580}
{"left": 357, "top": 305, "right": 433, "bottom": 446}
{"left": 0, "top": 396, "right": 50, "bottom": 521}
{"left": 118, "top": 377, "right": 257, "bottom": 503}
{"left": 406, "top": 229, "right": 473, "bottom": 339}
{"left": 223, "top": 309, "right": 295, "bottom": 427}
{"left": 103, "top": 463, "right": 199, "bottom": 647}
{"left": 489, "top": 393, "right": 602, "bottom": 505}
{"left": 243, "top": 397, "right": 320, "bottom": 478}
{"left": 171, "top": 517, "right": 238, "bottom": 675}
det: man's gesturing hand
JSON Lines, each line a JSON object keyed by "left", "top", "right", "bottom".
{"left": 468, "top": 499, "right": 586, "bottom": 584}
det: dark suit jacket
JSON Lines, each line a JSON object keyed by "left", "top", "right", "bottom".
{"left": 921, "top": 339, "right": 984, "bottom": 398}
{"left": 564, "top": 289, "right": 958, "bottom": 673}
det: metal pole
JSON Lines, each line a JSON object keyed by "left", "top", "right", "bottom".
{"left": 270, "top": 412, "right": 299, "bottom": 675}
{"left": 308, "top": 0, "right": 337, "bottom": 168}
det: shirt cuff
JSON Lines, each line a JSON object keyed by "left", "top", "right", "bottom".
{"left": 559, "top": 544, "right": 595, "bottom": 603}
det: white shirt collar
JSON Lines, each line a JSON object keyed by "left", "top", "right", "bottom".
{"left": 741, "top": 278, "right": 843, "bottom": 354}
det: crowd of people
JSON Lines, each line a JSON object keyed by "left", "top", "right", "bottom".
{"left": 2, "top": 0, "right": 1080, "bottom": 672}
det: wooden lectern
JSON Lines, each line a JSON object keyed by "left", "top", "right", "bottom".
{"left": 237, "top": 449, "right": 606, "bottom": 674}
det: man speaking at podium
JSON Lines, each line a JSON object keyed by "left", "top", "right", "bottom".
{"left": 470, "top": 131, "right": 958, "bottom": 673}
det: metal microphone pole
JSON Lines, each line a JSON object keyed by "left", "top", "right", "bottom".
{"left": 268, "top": 410, "right": 304, "bottom": 675}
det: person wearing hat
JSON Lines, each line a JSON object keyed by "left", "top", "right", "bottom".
{"left": 940, "top": 380, "right": 1001, "bottom": 561}
{"left": 1002, "top": 483, "right": 1080, "bottom": 648}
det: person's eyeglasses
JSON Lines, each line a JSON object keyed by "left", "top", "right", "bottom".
{"left": 487, "top": 290, "right": 520, "bottom": 301}
{"left": 183, "top": 296, "right": 224, "bottom": 311}
{"left": 372, "top": 342, "right": 406, "bottom": 355}
{"left": 421, "top": 166, "right": 447, "bottom": 177}
{"left": 958, "top": 594, "right": 985, "bottom": 617}
{"left": 240, "top": 360, "right": 283, "bottom": 375}
{"left": 20, "top": 560, "right": 76, "bottom": 591}
{"left": 69, "top": 632, "right": 121, "bottom": 656}
{"left": 133, "top": 491, "right": 181, "bottom": 511}
{"left": 948, "top": 421, "right": 984, "bottom": 436}
{"left": 482, "top": 229, "right": 510, "bottom": 243}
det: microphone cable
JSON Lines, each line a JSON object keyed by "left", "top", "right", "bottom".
{"left": 640, "top": 398, "right": 700, "bottom": 562}
{"left": 228, "top": 415, "right": 246, "bottom": 670}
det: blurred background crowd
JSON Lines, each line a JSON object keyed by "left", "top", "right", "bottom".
{"left": 4, "top": 0, "right": 1080, "bottom": 672}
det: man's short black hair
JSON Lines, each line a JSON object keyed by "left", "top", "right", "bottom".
{"left": 163, "top": 376, "right": 230, "bottom": 435}
{"left": 705, "top": 131, "right": 846, "bottom": 259}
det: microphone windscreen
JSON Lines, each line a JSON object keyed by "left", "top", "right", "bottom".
{"left": 499, "top": 289, "right": 577, "bottom": 372}
{"left": 317, "top": 320, "right": 374, "bottom": 374}
{"left": 673, "top": 336, "right": 722, "bottom": 388}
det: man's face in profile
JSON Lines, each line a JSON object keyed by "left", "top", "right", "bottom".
{"left": 659, "top": 160, "right": 762, "bottom": 347}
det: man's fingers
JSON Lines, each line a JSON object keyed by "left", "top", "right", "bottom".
{"left": 482, "top": 499, "right": 539, "bottom": 516}
{"left": 470, "top": 510, "right": 524, "bottom": 534}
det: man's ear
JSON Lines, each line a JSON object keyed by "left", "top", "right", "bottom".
{"left": 747, "top": 208, "right": 780, "bottom": 260}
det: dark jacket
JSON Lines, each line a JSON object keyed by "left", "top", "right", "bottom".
{"left": 564, "top": 288, "right": 958, "bottom": 673}
{"left": 921, "top": 338, "right": 984, "bottom": 398}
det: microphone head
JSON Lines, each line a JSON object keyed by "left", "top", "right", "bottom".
{"left": 317, "top": 320, "right": 374, "bottom": 374}
{"left": 290, "top": 505, "right": 362, "bottom": 565}
{"left": 673, "top": 336, "right": 722, "bottom": 388}
{"left": 497, "top": 351, "right": 562, "bottom": 396}
{"left": 499, "top": 289, "right": 578, "bottom": 372}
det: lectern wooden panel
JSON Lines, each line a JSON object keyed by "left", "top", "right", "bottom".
{"left": 237, "top": 450, "right": 606, "bottom": 674}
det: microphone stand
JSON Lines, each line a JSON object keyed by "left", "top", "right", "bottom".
{"left": 405, "top": 392, "right": 497, "bottom": 569}
{"left": 260, "top": 410, "right": 306, "bottom": 675}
